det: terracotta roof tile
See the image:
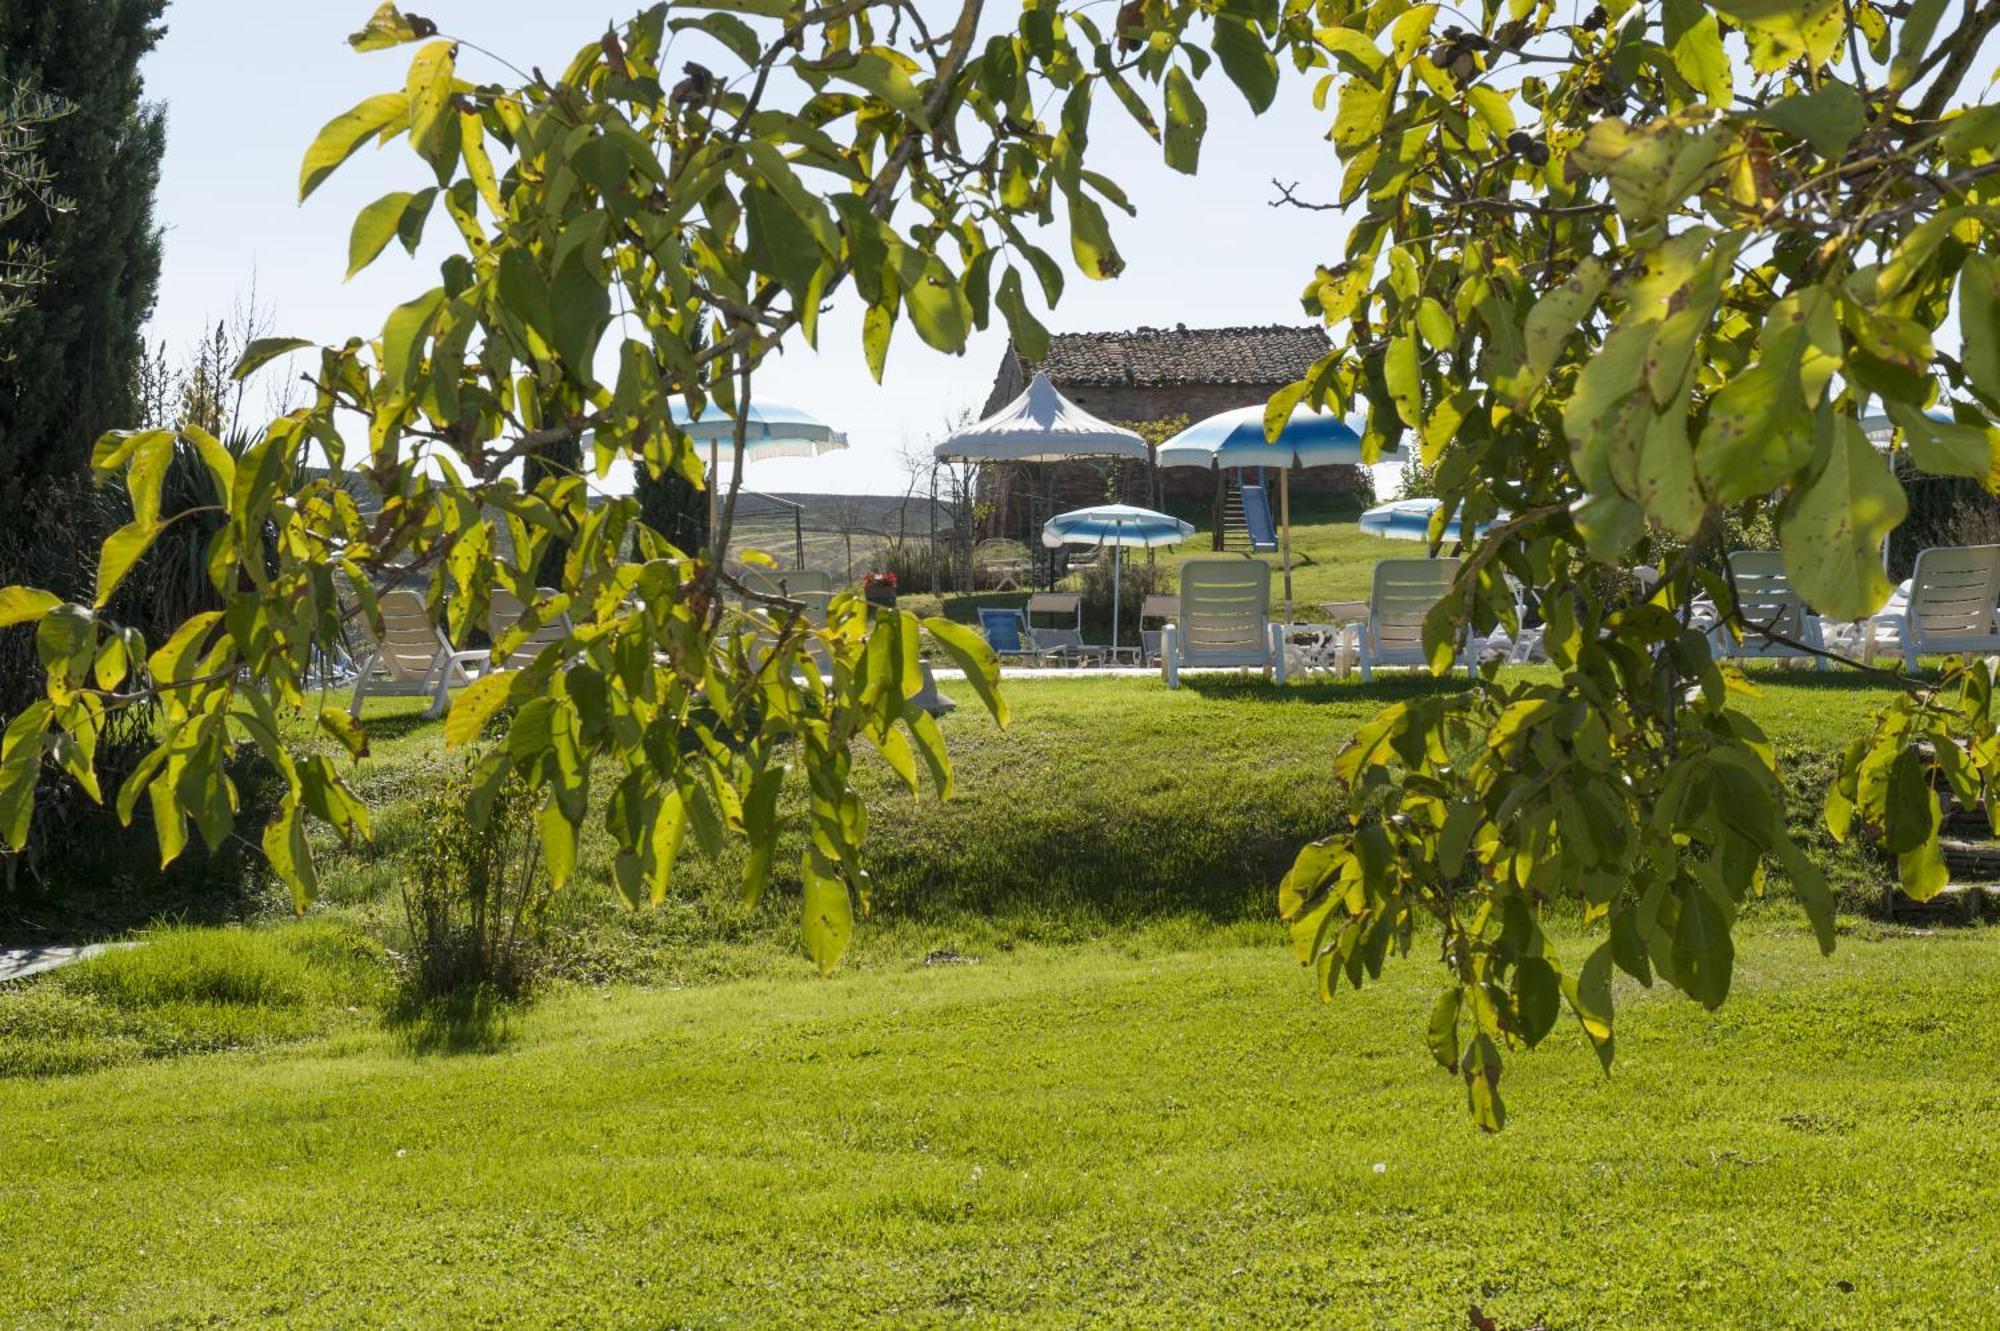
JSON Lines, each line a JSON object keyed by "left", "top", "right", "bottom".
{"left": 1010, "top": 324, "right": 1331, "bottom": 388}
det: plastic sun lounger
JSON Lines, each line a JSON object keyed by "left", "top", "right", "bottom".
{"left": 348, "top": 588, "right": 488, "bottom": 719}
{"left": 1894, "top": 544, "right": 2000, "bottom": 670}
{"left": 1160, "top": 558, "right": 1286, "bottom": 687}
{"left": 1712, "top": 550, "right": 1827, "bottom": 670}
{"left": 486, "top": 585, "right": 576, "bottom": 668}
{"left": 1351, "top": 557, "right": 1470, "bottom": 682}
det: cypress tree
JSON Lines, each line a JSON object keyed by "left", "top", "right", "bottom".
{"left": 0, "top": 0, "right": 168, "bottom": 505}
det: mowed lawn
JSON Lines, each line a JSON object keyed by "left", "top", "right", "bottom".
{"left": 3, "top": 926, "right": 1997, "bottom": 1327}
{"left": 2, "top": 672, "right": 1998, "bottom": 1326}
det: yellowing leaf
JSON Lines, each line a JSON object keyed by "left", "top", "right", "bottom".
{"left": 1163, "top": 65, "right": 1205, "bottom": 174}
{"left": 94, "top": 520, "right": 162, "bottom": 609}
{"left": 0, "top": 586, "right": 60, "bottom": 628}
{"left": 299, "top": 93, "right": 410, "bottom": 201}
{"left": 443, "top": 670, "right": 514, "bottom": 747}
{"left": 404, "top": 41, "right": 458, "bottom": 160}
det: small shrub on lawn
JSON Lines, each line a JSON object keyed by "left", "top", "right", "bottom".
{"left": 398, "top": 770, "right": 551, "bottom": 1000}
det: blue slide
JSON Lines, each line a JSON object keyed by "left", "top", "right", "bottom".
{"left": 1238, "top": 481, "right": 1279, "bottom": 553}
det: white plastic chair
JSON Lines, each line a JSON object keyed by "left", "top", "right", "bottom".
{"left": 348, "top": 588, "right": 488, "bottom": 718}
{"left": 1352, "top": 558, "right": 1468, "bottom": 681}
{"left": 1160, "top": 559, "right": 1286, "bottom": 687}
{"left": 1713, "top": 551, "right": 1827, "bottom": 670}
{"left": 1894, "top": 545, "right": 2000, "bottom": 670}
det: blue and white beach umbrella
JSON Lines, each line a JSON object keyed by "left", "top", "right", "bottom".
{"left": 1155, "top": 404, "right": 1385, "bottom": 470}
{"left": 1359, "top": 497, "right": 1497, "bottom": 544}
{"left": 1041, "top": 504, "right": 1195, "bottom": 652}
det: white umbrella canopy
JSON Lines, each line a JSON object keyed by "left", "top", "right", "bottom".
{"left": 672, "top": 399, "right": 849, "bottom": 462}
{"left": 935, "top": 372, "right": 1148, "bottom": 463}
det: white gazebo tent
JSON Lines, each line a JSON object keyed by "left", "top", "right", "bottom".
{"left": 932, "top": 373, "right": 1149, "bottom": 590}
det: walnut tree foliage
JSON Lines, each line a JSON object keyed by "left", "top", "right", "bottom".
{"left": 1, "top": 0, "right": 1998, "bottom": 1126}
{"left": 1264, "top": 0, "right": 2000, "bottom": 1128}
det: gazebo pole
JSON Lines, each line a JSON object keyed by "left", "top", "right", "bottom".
{"left": 1280, "top": 462, "right": 1294, "bottom": 625}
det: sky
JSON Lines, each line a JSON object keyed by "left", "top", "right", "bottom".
{"left": 139, "top": 2, "right": 1359, "bottom": 497}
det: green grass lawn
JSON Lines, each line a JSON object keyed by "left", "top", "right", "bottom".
{"left": 3, "top": 671, "right": 1995, "bottom": 1325}
{"left": 3, "top": 922, "right": 1997, "bottom": 1326}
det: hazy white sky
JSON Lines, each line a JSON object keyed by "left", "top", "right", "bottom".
{"left": 140, "top": 2, "right": 1351, "bottom": 495}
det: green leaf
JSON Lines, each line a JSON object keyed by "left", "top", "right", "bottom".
{"left": 1664, "top": 0, "right": 1732, "bottom": 104}
{"left": 1774, "top": 837, "right": 1837, "bottom": 954}
{"left": 739, "top": 764, "right": 786, "bottom": 908}
{"left": 903, "top": 255, "right": 973, "bottom": 353}
{"left": 550, "top": 250, "right": 611, "bottom": 378}
{"left": 1212, "top": 16, "right": 1279, "bottom": 113}
{"left": 231, "top": 337, "right": 314, "bottom": 382}
{"left": 1890, "top": 0, "right": 1950, "bottom": 86}
{"left": 261, "top": 797, "right": 318, "bottom": 911}
{"left": 404, "top": 41, "right": 458, "bottom": 159}
{"left": 836, "top": 49, "right": 928, "bottom": 126}
{"left": 0, "top": 586, "right": 60, "bottom": 628}
{"left": 1064, "top": 188, "right": 1124, "bottom": 281}
{"left": 1332, "top": 78, "right": 1387, "bottom": 152}
{"left": 1518, "top": 258, "right": 1608, "bottom": 405}
{"left": 801, "top": 849, "right": 854, "bottom": 976}
{"left": 1384, "top": 333, "right": 1421, "bottom": 426}
{"left": 994, "top": 267, "right": 1049, "bottom": 363}
{"left": 540, "top": 798, "right": 577, "bottom": 890}
{"left": 1461, "top": 1034, "right": 1505, "bottom": 1132}
{"left": 1779, "top": 412, "right": 1906, "bottom": 621}
{"left": 1388, "top": 4, "right": 1437, "bottom": 66}
{"left": 1162, "top": 65, "right": 1206, "bottom": 175}
{"left": 1898, "top": 833, "right": 1949, "bottom": 903}
{"left": 1695, "top": 328, "right": 1814, "bottom": 505}
{"left": 347, "top": 191, "right": 417, "bottom": 280}
{"left": 1671, "top": 878, "right": 1734, "bottom": 1009}
{"left": 668, "top": 13, "right": 763, "bottom": 66}
{"left": 1960, "top": 255, "right": 2000, "bottom": 408}
{"left": 299, "top": 93, "right": 410, "bottom": 201}
{"left": 1887, "top": 400, "right": 1999, "bottom": 490}
{"left": 1754, "top": 83, "right": 1867, "bottom": 157}
{"left": 1880, "top": 747, "right": 1935, "bottom": 855}
{"left": 1712, "top": 0, "right": 1844, "bottom": 72}
{"left": 862, "top": 300, "right": 894, "bottom": 382}
{"left": 1637, "top": 409, "right": 1705, "bottom": 538}
{"left": 1415, "top": 297, "right": 1454, "bottom": 351}
{"left": 1513, "top": 956, "right": 1561, "bottom": 1047}
{"left": 379, "top": 287, "right": 445, "bottom": 394}
{"left": 94, "top": 520, "right": 161, "bottom": 609}
{"left": 923, "top": 616, "right": 1009, "bottom": 728}
{"left": 318, "top": 708, "right": 370, "bottom": 760}
{"left": 1426, "top": 985, "right": 1462, "bottom": 1071}
{"left": 445, "top": 670, "right": 514, "bottom": 748}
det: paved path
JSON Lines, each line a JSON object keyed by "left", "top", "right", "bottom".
{"left": 0, "top": 944, "right": 112, "bottom": 984}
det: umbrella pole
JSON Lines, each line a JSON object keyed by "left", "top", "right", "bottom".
{"left": 1112, "top": 536, "right": 1122, "bottom": 659}
{"left": 1280, "top": 464, "right": 1294, "bottom": 625}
